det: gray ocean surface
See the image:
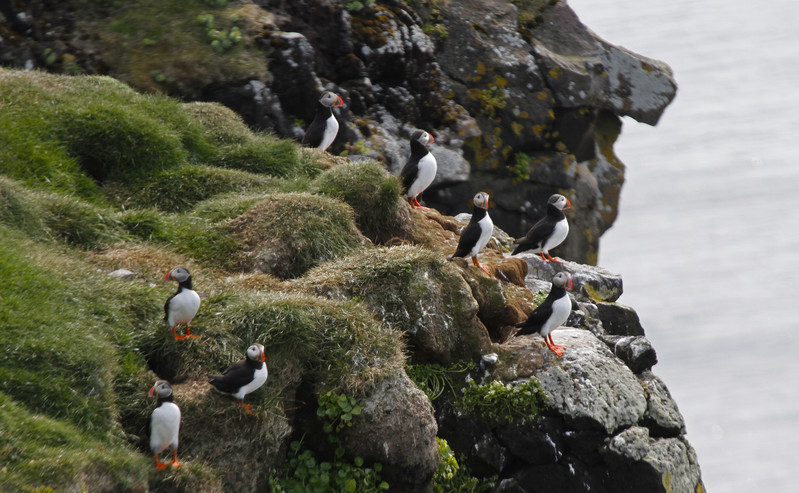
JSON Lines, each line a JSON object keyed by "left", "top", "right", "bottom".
{"left": 567, "top": 1, "right": 799, "bottom": 491}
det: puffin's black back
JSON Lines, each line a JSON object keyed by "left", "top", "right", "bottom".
{"left": 512, "top": 203, "right": 566, "bottom": 254}
{"left": 209, "top": 358, "right": 260, "bottom": 394}
{"left": 163, "top": 276, "right": 192, "bottom": 321}
{"left": 452, "top": 207, "right": 488, "bottom": 258}
{"left": 303, "top": 101, "right": 332, "bottom": 148}
{"left": 400, "top": 135, "right": 430, "bottom": 190}
{"left": 514, "top": 283, "right": 567, "bottom": 335}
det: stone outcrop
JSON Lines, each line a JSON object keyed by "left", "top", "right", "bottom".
{"left": 0, "top": 0, "right": 677, "bottom": 264}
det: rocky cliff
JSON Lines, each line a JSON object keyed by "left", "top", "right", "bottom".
{"left": 0, "top": 1, "right": 700, "bottom": 492}
{"left": 0, "top": 0, "right": 676, "bottom": 264}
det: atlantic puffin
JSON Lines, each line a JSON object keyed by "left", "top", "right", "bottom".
{"left": 148, "top": 380, "right": 182, "bottom": 470}
{"left": 448, "top": 192, "right": 493, "bottom": 275}
{"left": 208, "top": 343, "right": 268, "bottom": 414}
{"left": 512, "top": 193, "right": 571, "bottom": 262}
{"left": 302, "top": 91, "right": 345, "bottom": 152}
{"left": 163, "top": 266, "right": 201, "bottom": 340}
{"left": 400, "top": 130, "right": 437, "bottom": 210}
{"left": 514, "top": 272, "right": 573, "bottom": 356}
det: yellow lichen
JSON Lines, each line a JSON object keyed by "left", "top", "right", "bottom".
{"left": 548, "top": 66, "right": 563, "bottom": 79}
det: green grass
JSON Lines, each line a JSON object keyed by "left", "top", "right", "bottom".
{"left": 231, "top": 192, "right": 366, "bottom": 279}
{"left": 0, "top": 392, "right": 149, "bottom": 492}
{"left": 0, "top": 68, "right": 313, "bottom": 209}
{"left": 311, "top": 160, "right": 412, "bottom": 244}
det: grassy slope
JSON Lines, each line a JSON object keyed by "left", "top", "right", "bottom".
{"left": 0, "top": 68, "right": 413, "bottom": 491}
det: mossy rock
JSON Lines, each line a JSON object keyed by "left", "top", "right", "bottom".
{"left": 230, "top": 192, "right": 367, "bottom": 279}
{"left": 290, "top": 245, "right": 492, "bottom": 364}
{"left": 311, "top": 160, "right": 414, "bottom": 244}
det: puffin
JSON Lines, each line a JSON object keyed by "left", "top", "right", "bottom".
{"left": 163, "top": 266, "right": 201, "bottom": 340}
{"left": 208, "top": 343, "right": 268, "bottom": 414}
{"left": 512, "top": 193, "right": 571, "bottom": 262}
{"left": 400, "top": 130, "right": 437, "bottom": 210}
{"left": 148, "top": 380, "right": 182, "bottom": 470}
{"left": 302, "top": 91, "right": 345, "bottom": 152}
{"left": 514, "top": 272, "right": 573, "bottom": 357}
{"left": 447, "top": 192, "right": 493, "bottom": 275}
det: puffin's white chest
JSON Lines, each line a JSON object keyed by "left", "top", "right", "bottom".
{"left": 168, "top": 289, "right": 200, "bottom": 326}
{"left": 319, "top": 114, "right": 339, "bottom": 151}
{"left": 541, "top": 293, "right": 571, "bottom": 337}
{"left": 407, "top": 153, "right": 437, "bottom": 198}
{"left": 235, "top": 363, "right": 268, "bottom": 400}
{"left": 543, "top": 217, "right": 569, "bottom": 252}
{"left": 150, "top": 402, "right": 181, "bottom": 453}
{"left": 471, "top": 213, "right": 494, "bottom": 256}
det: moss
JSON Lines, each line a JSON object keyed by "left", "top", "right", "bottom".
{"left": 230, "top": 192, "right": 366, "bottom": 279}
{"left": 86, "top": 0, "right": 269, "bottom": 97}
{"left": 311, "top": 160, "right": 413, "bottom": 244}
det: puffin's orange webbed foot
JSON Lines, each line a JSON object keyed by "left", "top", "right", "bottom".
{"left": 238, "top": 402, "right": 255, "bottom": 415}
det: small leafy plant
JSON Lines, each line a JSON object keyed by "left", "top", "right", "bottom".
{"left": 459, "top": 379, "right": 548, "bottom": 424}
{"left": 197, "top": 14, "right": 243, "bottom": 53}
{"left": 508, "top": 152, "right": 531, "bottom": 182}
{"left": 433, "top": 438, "right": 496, "bottom": 493}
{"left": 406, "top": 361, "right": 474, "bottom": 401}
{"left": 270, "top": 391, "right": 389, "bottom": 492}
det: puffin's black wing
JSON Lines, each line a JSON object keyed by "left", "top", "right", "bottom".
{"left": 208, "top": 360, "right": 252, "bottom": 394}
{"left": 163, "top": 292, "right": 176, "bottom": 322}
{"left": 303, "top": 116, "right": 326, "bottom": 148}
{"left": 452, "top": 221, "right": 482, "bottom": 258}
{"left": 515, "top": 295, "right": 556, "bottom": 336}
{"left": 512, "top": 217, "right": 554, "bottom": 255}
{"left": 400, "top": 157, "right": 420, "bottom": 192}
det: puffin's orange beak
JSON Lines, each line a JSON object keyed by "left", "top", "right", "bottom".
{"left": 335, "top": 96, "right": 345, "bottom": 108}
{"left": 567, "top": 277, "right": 573, "bottom": 290}
{"left": 565, "top": 198, "right": 572, "bottom": 210}
{"left": 147, "top": 385, "right": 156, "bottom": 398}
{"left": 162, "top": 271, "right": 172, "bottom": 281}
{"left": 260, "top": 352, "right": 266, "bottom": 363}
{"left": 428, "top": 133, "right": 435, "bottom": 144}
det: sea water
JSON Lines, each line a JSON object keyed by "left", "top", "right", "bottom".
{"left": 567, "top": 0, "right": 799, "bottom": 491}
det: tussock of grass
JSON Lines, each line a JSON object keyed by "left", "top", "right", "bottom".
{"left": 221, "top": 292, "right": 405, "bottom": 394}
{"left": 289, "top": 245, "right": 491, "bottom": 364}
{"left": 55, "top": 103, "right": 190, "bottom": 184}
{"left": 230, "top": 193, "right": 367, "bottom": 279}
{"left": 124, "top": 165, "right": 284, "bottom": 212}
{"left": 0, "top": 68, "right": 314, "bottom": 208}
{"left": 311, "top": 160, "right": 414, "bottom": 244}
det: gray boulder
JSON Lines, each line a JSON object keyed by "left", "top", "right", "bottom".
{"left": 532, "top": 328, "right": 646, "bottom": 433}
{"left": 341, "top": 371, "right": 439, "bottom": 491}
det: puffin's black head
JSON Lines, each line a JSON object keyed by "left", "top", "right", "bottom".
{"left": 148, "top": 380, "right": 173, "bottom": 399}
{"left": 548, "top": 194, "right": 572, "bottom": 211}
{"left": 319, "top": 91, "right": 345, "bottom": 108}
{"left": 410, "top": 129, "right": 434, "bottom": 147}
{"left": 163, "top": 266, "right": 191, "bottom": 283}
{"left": 552, "top": 271, "right": 573, "bottom": 290}
{"left": 473, "top": 191, "right": 490, "bottom": 210}
{"left": 246, "top": 343, "right": 266, "bottom": 363}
